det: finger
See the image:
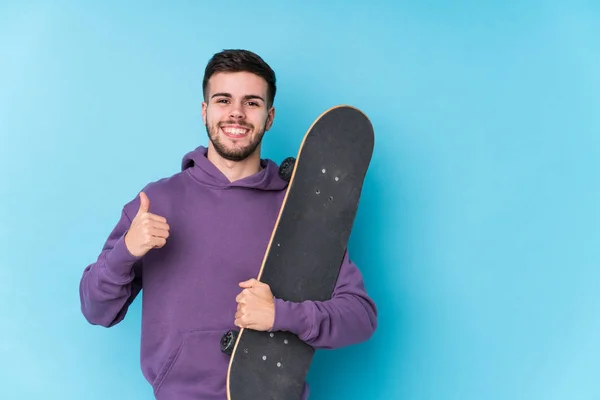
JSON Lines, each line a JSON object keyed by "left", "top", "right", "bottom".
{"left": 236, "top": 288, "right": 251, "bottom": 301}
{"left": 142, "top": 213, "right": 168, "bottom": 225}
{"left": 143, "top": 216, "right": 169, "bottom": 230}
{"left": 141, "top": 219, "right": 169, "bottom": 233}
{"left": 236, "top": 292, "right": 250, "bottom": 303}
{"left": 147, "top": 213, "right": 168, "bottom": 224}
{"left": 140, "top": 224, "right": 162, "bottom": 239}
{"left": 149, "top": 227, "right": 170, "bottom": 239}
{"left": 238, "top": 280, "right": 251, "bottom": 288}
{"left": 137, "top": 192, "right": 150, "bottom": 215}
{"left": 151, "top": 237, "right": 167, "bottom": 248}
{"left": 239, "top": 279, "right": 259, "bottom": 288}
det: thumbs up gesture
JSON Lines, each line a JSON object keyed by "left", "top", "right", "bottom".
{"left": 124, "top": 192, "right": 170, "bottom": 257}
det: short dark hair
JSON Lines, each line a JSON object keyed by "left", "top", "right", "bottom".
{"left": 202, "top": 49, "right": 277, "bottom": 107}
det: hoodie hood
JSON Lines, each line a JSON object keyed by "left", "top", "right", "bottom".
{"left": 181, "top": 145, "right": 289, "bottom": 191}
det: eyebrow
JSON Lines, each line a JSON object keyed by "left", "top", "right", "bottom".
{"left": 211, "top": 92, "right": 265, "bottom": 102}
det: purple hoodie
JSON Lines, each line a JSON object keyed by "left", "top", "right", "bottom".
{"left": 79, "top": 146, "right": 377, "bottom": 399}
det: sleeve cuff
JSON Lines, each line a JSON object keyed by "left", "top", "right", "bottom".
{"left": 103, "top": 231, "right": 142, "bottom": 283}
{"left": 270, "top": 298, "right": 312, "bottom": 339}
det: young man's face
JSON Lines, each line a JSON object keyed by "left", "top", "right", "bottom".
{"left": 202, "top": 71, "right": 275, "bottom": 162}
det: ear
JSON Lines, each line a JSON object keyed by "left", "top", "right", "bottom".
{"left": 202, "top": 101, "right": 208, "bottom": 126}
{"left": 265, "top": 106, "right": 275, "bottom": 131}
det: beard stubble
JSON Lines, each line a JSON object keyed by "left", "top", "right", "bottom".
{"left": 205, "top": 113, "right": 267, "bottom": 162}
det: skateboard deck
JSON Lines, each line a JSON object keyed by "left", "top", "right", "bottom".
{"left": 223, "top": 105, "right": 374, "bottom": 399}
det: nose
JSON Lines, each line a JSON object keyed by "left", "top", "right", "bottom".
{"left": 229, "top": 104, "right": 245, "bottom": 120}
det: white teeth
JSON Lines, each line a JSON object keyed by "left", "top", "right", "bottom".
{"left": 222, "top": 127, "right": 248, "bottom": 136}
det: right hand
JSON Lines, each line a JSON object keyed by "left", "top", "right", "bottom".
{"left": 124, "top": 191, "right": 170, "bottom": 257}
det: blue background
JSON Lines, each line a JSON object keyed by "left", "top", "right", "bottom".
{"left": 1, "top": 1, "right": 599, "bottom": 399}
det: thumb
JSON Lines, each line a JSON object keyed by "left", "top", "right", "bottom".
{"left": 137, "top": 191, "right": 150, "bottom": 214}
{"left": 239, "top": 278, "right": 258, "bottom": 288}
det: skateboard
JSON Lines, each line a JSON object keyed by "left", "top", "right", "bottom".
{"left": 221, "top": 105, "right": 374, "bottom": 399}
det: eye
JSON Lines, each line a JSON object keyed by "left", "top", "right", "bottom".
{"left": 246, "top": 101, "right": 259, "bottom": 107}
{"left": 216, "top": 98, "right": 229, "bottom": 104}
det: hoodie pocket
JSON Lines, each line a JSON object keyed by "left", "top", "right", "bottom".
{"left": 153, "top": 329, "right": 229, "bottom": 397}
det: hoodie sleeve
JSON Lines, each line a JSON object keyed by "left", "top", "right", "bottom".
{"left": 79, "top": 206, "right": 143, "bottom": 327}
{"left": 270, "top": 251, "right": 377, "bottom": 349}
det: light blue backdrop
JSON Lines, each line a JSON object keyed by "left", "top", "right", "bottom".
{"left": 1, "top": 1, "right": 598, "bottom": 399}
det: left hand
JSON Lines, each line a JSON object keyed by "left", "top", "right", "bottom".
{"left": 234, "top": 279, "right": 275, "bottom": 331}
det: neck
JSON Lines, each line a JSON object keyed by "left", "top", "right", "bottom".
{"left": 206, "top": 144, "right": 263, "bottom": 182}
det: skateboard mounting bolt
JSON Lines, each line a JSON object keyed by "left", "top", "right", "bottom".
{"left": 262, "top": 356, "right": 267, "bottom": 361}
{"left": 270, "top": 333, "right": 274, "bottom": 337}
{"left": 322, "top": 169, "right": 326, "bottom": 173}
{"left": 335, "top": 177, "right": 339, "bottom": 181}
{"left": 329, "top": 196, "right": 334, "bottom": 201}
{"left": 316, "top": 189, "right": 320, "bottom": 194}
{"left": 284, "top": 339, "right": 289, "bottom": 344}
{"left": 277, "top": 362, "right": 282, "bottom": 368}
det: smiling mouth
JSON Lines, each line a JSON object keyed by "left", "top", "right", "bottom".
{"left": 221, "top": 126, "right": 250, "bottom": 138}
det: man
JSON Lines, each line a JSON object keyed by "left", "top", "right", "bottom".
{"left": 79, "top": 49, "right": 377, "bottom": 400}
